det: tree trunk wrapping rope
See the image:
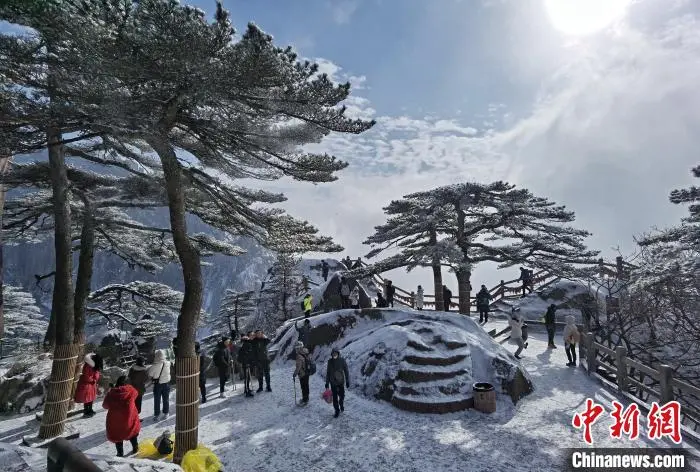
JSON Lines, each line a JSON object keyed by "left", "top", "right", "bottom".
{"left": 174, "top": 356, "right": 199, "bottom": 464}
{"left": 39, "top": 343, "right": 80, "bottom": 439}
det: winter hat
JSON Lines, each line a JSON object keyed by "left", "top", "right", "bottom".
{"left": 331, "top": 348, "right": 340, "bottom": 356}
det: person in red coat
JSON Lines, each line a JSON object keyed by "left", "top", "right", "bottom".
{"left": 103, "top": 375, "right": 141, "bottom": 457}
{"left": 74, "top": 353, "right": 103, "bottom": 417}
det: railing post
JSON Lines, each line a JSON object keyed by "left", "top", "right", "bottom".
{"left": 585, "top": 332, "right": 595, "bottom": 375}
{"left": 616, "top": 256, "right": 624, "bottom": 279}
{"left": 499, "top": 280, "right": 505, "bottom": 298}
{"left": 615, "top": 346, "right": 628, "bottom": 393}
{"left": 658, "top": 364, "right": 675, "bottom": 404}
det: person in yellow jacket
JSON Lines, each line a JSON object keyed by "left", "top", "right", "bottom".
{"left": 302, "top": 293, "right": 313, "bottom": 318}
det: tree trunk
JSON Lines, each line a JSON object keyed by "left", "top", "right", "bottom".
{"left": 39, "top": 124, "right": 77, "bottom": 439}
{"left": 0, "top": 156, "right": 10, "bottom": 353}
{"left": 429, "top": 230, "right": 443, "bottom": 311}
{"left": 69, "top": 199, "right": 95, "bottom": 408}
{"left": 150, "top": 137, "right": 202, "bottom": 464}
{"left": 455, "top": 269, "right": 472, "bottom": 315}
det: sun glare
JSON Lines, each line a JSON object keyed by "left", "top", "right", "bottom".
{"left": 544, "top": 0, "right": 632, "bottom": 36}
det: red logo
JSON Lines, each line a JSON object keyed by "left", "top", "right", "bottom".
{"left": 572, "top": 398, "right": 605, "bottom": 444}
{"left": 647, "top": 401, "right": 682, "bottom": 444}
{"left": 609, "top": 401, "right": 640, "bottom": 440}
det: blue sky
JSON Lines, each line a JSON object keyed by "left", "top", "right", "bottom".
{"left": 6, "top": 0, "right": 700, "bottom": 296}
{"left": 197, "top": 0, "right": 700, "bottom": 294}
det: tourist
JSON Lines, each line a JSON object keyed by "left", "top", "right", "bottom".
{"left": 563, "top": 315, "right": 581, "bottom": 367}
{"left": 254, "top": 330, "right": 272, "bottom": 392}
{"left": 147, "top": 349, "right": 171, "bottom": 420}
{"left": 293, "top": 341, "right": 311, "bottom": 405}
{"left": 340, "top": 277, "right": 351, "bottom": 308}
{"left": 544, "top": 304, "right": 558, "bottom": 349}
{"left": 321, "top": 260, "right": 329, "bottom": 281}
{"left": 127, "top": 357, "right": 149, "bottom": 414}
{"left": 350, "top": 286, "right": 360, "bottom": 309}
{"left": 443, "top": 285, "right": 452, "bottom": 312}
{"left": 509, "top": 310, "right": 528, "bottom": 359}
{"left": 476, "top": 285, "right": 493, "bottom": 323}
{"left": 385, "top": 280, "right": 395, "bottom": 307}
{"left": 302, "top": 293, "right": 313, "bottom": 318}
{"left": 376, "top": 292, "right": 388, "bottom": 308}
{"left": 75, "top": 353, "right": 103, "bottom": 418}
{"left": 237, "top": 332, "right": 256, "bottom": 398}
{"left": 415, "top": 285, "right": 424, "bottom": 310}
{"left": 295, "top": 319, "right": 311, "bottom": 346}
{"left": 103, "top": 376, "right": 140, "bottom": 457}
{"left": 196, "top": 342, "right": 211, "bottom": 404}
{"left": 325, "top": 348, "right": 350, "bottom": 418}
{"left": 213, "top": 337, "right": 232, "bottom": 398}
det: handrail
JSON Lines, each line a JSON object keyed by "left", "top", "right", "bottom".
{"left": 579, "top": 332, "right": 700, "bottom": 442}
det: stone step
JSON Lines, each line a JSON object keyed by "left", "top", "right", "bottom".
{"left": 403, "top": 353, "right": 468, "bottom": 366}
{"left": 391, "top": 392, "right": 474, "bottom": 414}
{"left": 396, "top": 367, "right": 467, "bottom": 383}
{"left": 394, "top": 377, "right": 472, "bottom": 397}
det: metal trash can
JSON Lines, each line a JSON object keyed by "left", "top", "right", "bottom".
{"left": 473, "top": 382, "right": 496, "bottom": 413}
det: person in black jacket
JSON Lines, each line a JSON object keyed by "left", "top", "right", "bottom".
{"left": 476, "top": 285, "right": 493, "bottom": 323}
{"left": 321, "top": 260, "right": 329, "bottom": 281}
{"left": 325, "top": 348, "right": 350, "bottom": 418}
{"left": 213, "top": 337, "right": 231, "bottom": 398}
{"left": 443, "top": 285, "right": 452, "bottom": 312}
{"left": 237, "top": 333, "right": 256, "bottom": 398}
{"left": 253, "top": 330, "right": 272, "bottom": 392}
{"left": 295, "top": 319, "right": 311, "bottom": 346}
{"left": 385, "top": 281, "right": 395, "bottom": 307}
{"left": 195, "top": 342, "right": 211, "bottom": 404}
{"left": 544, "top": 304, "right": 558, "bottom": 349}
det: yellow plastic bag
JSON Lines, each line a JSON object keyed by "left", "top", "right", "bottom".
{"left": 135, "top": 434, "right": 176, "bottom": 461}
{"left": 181, "top": 445, "right": 223, "bottom": 472}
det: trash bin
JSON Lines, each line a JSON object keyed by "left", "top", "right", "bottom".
{"left": 473, "top": 382, "right": 496, "bottom": 413}
{"left": 522, "top": 323, "right": 528, "bottom": 342}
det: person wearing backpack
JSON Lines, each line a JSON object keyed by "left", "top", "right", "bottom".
{"left": 325, "top": 348, "right": 350, "bottom": 418}
{"left": 213, "top": 337, "right": 232, "bottom": 398}
{"left": 302, "top": 294, "right": 313, "bottom": 318}
{"left": 147, "top": 349, "right": 171, "bottom": 421}
{"left": 237, "top": 333, "right": 256, "bottom": 398}
{"left": 293, "top": 341, "right": 313, "bottom": 405}
{"left": 103, "top": 376, "right": 140, "bottom": 457}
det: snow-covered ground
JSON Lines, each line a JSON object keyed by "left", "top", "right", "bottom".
{"left": 1, "top": 321, "right": 697, "bottom": 471}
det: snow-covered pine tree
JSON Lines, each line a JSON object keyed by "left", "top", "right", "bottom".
{"left": 216, "top": 289, "right": 256, "bottom": 336}
{"left": 363, "top": 196, "right": 459, "bottom": 310}
{"left": 1, "top": 285, "right": 46, "bottom": 351}
{"left": 406, "top": 182, "right": 599, "bottom": 314}
{"left": 258, "top": 215, "right": 344, "bottom": 324}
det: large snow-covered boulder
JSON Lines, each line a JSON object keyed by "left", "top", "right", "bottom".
{"left": 0, "top": 354, "right": 51, "bottom": 413}
{"left": 496, "top": 280, "right": 596, "bottom": 324}
{"left": 271, "top": 308, "right": 533, "bottom": 413}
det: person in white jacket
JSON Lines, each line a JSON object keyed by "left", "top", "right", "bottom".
{"left": 349, "top": 286, "right": 360, "bottom": 309}
{"left": 562, "top": 315, "right": 581, "bottom": 367}
{"left": 509, "top": 310, "right": 528, "bottom": 359}
{"left": 147, "top": 349, "right": 172, "bottom": 420}
{"left": 415, "top": 285, "right": 424, "bottom": 310}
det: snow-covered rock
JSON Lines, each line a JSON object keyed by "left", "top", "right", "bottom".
{"left": 0, "top": 355, "right": 51, "bottom": 413}
{"left": 493, "top": 280, "right": 596, "bottom": 324}
{"left": 271, "top": 308, "right": 533, "bottom": 413}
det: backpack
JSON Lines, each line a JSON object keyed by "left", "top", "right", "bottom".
{"left": 304, "top": 354, "right": 316, "bottom": 376}
{"left": 157, "top": 436, "right": 173, "bottom": 455}
{"left": 300, "top": 301, "right": 305, "bottom": 311}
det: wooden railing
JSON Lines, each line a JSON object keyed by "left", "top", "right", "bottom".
{"left": 355, "top": 261, "right": 559, "bottom": 312}
{"left": 580, "top": 331, "right": 700, "bottom": 442}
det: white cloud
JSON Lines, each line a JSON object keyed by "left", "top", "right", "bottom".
{"left": 268, "top": 3, "right": 700, "bottom": 295}
{"left": 329, "top": 1, "right": 359, "bottom": 24}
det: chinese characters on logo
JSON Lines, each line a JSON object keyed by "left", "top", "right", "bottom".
{"left": 572, "top": 399, "right": 682, "bottom": 444}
